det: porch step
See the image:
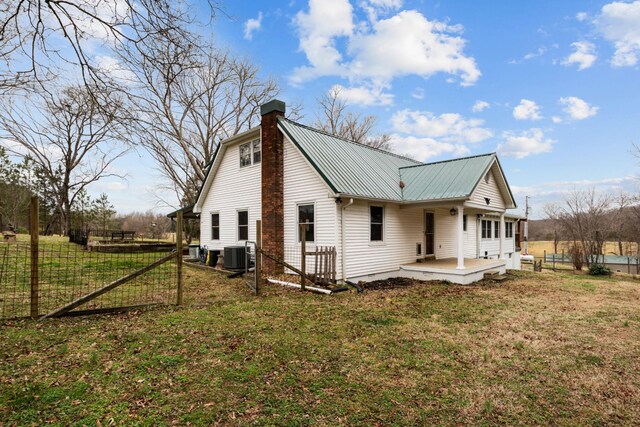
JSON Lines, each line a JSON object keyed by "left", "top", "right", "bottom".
{"left": 483, "top": 270, "right": 501, "bottom": 279}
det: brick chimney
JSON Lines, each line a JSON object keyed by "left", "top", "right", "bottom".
{"left": 260, "top": 99, "right": 286, "bottom": 274}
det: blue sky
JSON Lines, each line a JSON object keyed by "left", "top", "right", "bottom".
{"left": 37, "top": 1, "right": 640, "bottom": 218}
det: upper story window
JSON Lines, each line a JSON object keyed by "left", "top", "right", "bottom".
{"left": 481, "top": 220, "right": 492, "bottom": 239}
{"left": 298, "top": 204, "right": 315, "bottom": 242}
{"left": 240, "top": 139, "right": 261, "bottom": 167}
{"left": 370, "top": 206, "right": 384, "bottom": 242}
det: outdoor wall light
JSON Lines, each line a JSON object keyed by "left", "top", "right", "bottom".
{"left": 449, "top": 208, "right": 457, "bottom": 216}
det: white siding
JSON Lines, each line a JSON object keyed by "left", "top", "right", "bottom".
{"left": 283, "top": 137, "right": 340, "bottom": 275}
{"left": 468, "top": 166, "right": 506, "bottom": 210}
{"left": 199, "top": 140, "right": 262, "bottom": 250}
{"left": 343, "top": 201, "right": 422, "bottom": 279}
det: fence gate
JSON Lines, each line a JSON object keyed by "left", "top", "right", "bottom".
{"left": 245, "top": 241, "right": 258, "bottom": 295}
{"left": 0, "top": 199, "right": 184, "bottom": 320}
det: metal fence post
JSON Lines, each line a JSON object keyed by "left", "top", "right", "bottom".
{"left": 176, "top": 211, "right": 183, "bottom": 306}
{"left": 30, "top": 196, "right": 39, "bottom": 319}
{"left": 256, "top": 220, "right": 261, "bottom": 295}
{"left": 300, "top": 223, "right": 306, "bottom": 291}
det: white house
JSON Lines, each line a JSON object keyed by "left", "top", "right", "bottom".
{"left": 192, "top": 100, "right": 521, "bottom": 285}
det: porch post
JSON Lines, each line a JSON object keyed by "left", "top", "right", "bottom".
{"left": 499, "top": 212, "right": 506, "bottom": 259}
{"left": 456, "top": 206, "right": 465, "bottom": 270}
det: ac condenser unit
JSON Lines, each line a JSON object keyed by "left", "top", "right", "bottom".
{"left": 224, "top": 246, "right": 246, "bottom": 270}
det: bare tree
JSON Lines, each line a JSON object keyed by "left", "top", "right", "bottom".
{"left": 315, "top": 86, "right": 391, "bottom": 150}
{"left": 557, "top": 188, "right": 612, "bottom": 267}
{"left": 542, "top": 202, "right": 563, "bottom": 254}
{"left": 0, "top": 85, "right": 127, "bottom": 235}
{"left": 117, "top": 30, "right": 280, "bottom": 207}
{"left": 0, "top": 0, "right": 218, "bottom": 96}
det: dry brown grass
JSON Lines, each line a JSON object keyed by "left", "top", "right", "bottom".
{"left": 2, "top": 269, "right": 640, "bottom": 425}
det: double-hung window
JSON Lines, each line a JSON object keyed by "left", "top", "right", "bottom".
{"left": 237, "top": 210, "right": 248, "bottom": 241}
{"left": 239, "top": 139, "right": 261, "bottom": 167}
{"left": 298, "top": 204, "right": 315, "bottom": 242}
{"left": 481, "top": 220, "right": 492, "bottom": 239}
{"left": 370, "top": 206, "right": 384, "bottom": 242}
{"left": 506, "top": 222, "right": 514, "bottom": 238}
{"left": 494, "top": 221, "right": 500, "bottom": 238}
{"left": 211, "top": 213, "right": 220, "bottom": 240}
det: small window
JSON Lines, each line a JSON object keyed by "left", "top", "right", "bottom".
{"left": 298, "top": 204, "right": 315, "bottom": 242}
{"left": 239, "top": 143, "right": 252, "bottom": 167}
{"left": 494, "top": 221, "right": 500, "bottom": 238}
{"left": 211, "top": 213, "right": 220, "bottom": 240}
{"left": 252, "top": 140, "right": 261, "bottom": 164}
{"left": 482, "top": 220, "right": 492, "bottom": 239}
{"left": 237, "top": 210, "right": 248, "bottom": 241}
{"left": 370, "top": 206, "right": 384, "bottom": 242}
{"left": 463, "top": 214, "right": 467, "bottom": 232}
{"left": 506, "top": 222, "right": 514, "bottom": 238}
{"left": 239, "top": 139, "right": 261, "bottom": 167}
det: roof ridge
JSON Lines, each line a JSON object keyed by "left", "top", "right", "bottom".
{"left": 278, "top": 117, "right": 422, "bottom": 165}
{"left": 398, "top": 152, "right": 496, "bottom": 170}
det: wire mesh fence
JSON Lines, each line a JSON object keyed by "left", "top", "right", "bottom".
{"left": 0, "top": 238, "right": 178, "bottom": 320}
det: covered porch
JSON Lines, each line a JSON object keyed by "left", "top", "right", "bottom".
{"left": 400, "top": 257, "right": 507, "bottom": 285}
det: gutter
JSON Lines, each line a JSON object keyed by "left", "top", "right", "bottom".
{"left": 340, "top": 197, "right": 354, "bottom": 283}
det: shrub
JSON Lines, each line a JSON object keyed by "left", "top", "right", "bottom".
{"left": 588, "top": 264, "right": 612, "bottom": 276}
{"left": 568, "top": 244, "right": 584, "bottom": 271}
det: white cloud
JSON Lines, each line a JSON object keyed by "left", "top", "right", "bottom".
{"left": 595, "top": 0, "right": 640, "bottom": 67}
{"left": 497, "top": 128, "right": 554, "bottom": 159}
{"left": 95, "top": 55, "right": 135, "bottom": 84}
{"left": 562, "top": 41, "right": 597, "bottom": 70}
{"left": 359, "top": 0, "right": 403, "bottom": 21}
{"left": 509, "top": 47, "right": 546, "bottom": 64}
{"left": 558, "top": 96, "right": 599, "bottom": 120}
{"left": 576, "top": 12, "right": 589, "bottom": 21}
{"left": 389, "top": 135, "right": 468, "bottom": 161}
{"left": 391, "top": 109, "right": 493, "bottom": 143}
{"left": 513, "top": 99, "right": 542, "bottom": 121}
{"left": 244, "top": 12, "right": 263, "bottom": 40}
{"left": 292, "top": 0, "right": 354, "bottom": 83}
{"left": 472, "top": 100, "right": 490, "bottom": 112}
{"left": 411, "top": 87, "right": 424, "bottom": 100}
{"left": 551, "top": 116, "right": 563, "bottom": 124}
{"left": 331, "top": 83, "right": 394, "bottom": 106}
{"left": 291, "top": 2, "right": 480, "bottom": 90}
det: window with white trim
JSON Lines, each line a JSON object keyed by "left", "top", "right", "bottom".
{"left": 298, "top": 204, "right": 315, "bottom": 242}
{"left": 370, "top": 206, "right": 384, "bottom": 242}
{"left": 211, "top": 213, "right": 220, "bottom": 240}
{"left": 463, "top": 214, "right": 467, "bottom": 232}
{"left": 237, "top": 210, "right": 248, "bottom": 241}
{"left": 494, "top": 221, "right": 500, "bottom": 238}
{"left": 239, "top": 139, "right": 261, "bottom": 167}
{"left": 506, "top": 222, "right": 514, "bottom": 238}
{"left": 481, "top": 220, "right": 492, "bottom": 239}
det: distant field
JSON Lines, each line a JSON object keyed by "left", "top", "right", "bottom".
{"left": 527, "top": 240, "right": 638, "bottom": 257}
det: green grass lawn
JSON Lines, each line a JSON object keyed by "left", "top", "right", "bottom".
{"left": 2, "top": 269, "right": 640, "bottom": 426}
{"left": 1, "top": 236, "right": 176, "bottom": 319}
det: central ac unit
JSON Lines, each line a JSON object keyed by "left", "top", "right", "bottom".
{"left": 224, "top": 246, "right": 247, "bottom": 269}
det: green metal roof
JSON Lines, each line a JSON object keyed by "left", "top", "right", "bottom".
{"left": 279, "top": 118, "right": 420, "bottom": 201}
{"left": 399, "top": 154, "right": 495, "bottom": 201}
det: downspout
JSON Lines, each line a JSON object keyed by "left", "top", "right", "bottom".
{"left": 340, "top": 198, "right": 354, "bottom": 283}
